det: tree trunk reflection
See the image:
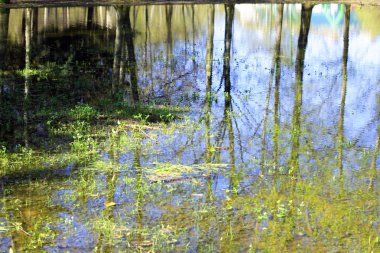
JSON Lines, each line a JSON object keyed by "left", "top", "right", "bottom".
{"left": 338, "top": 5, "right": 350, "bottom": 191}
{"left": 261, "top": 4, "right": 284, "bottom": 174}
{"left": 289, "top": 4, "right": 313, "bottom": 177}
{"left": 24, "top": 8, "right": 32, "bottom": 149}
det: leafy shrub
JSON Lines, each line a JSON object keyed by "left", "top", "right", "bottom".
{"left": 69, "top": 104, "right": 98, "bottom": 122}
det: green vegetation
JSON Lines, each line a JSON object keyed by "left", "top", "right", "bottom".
{"left": 0, "top": 3, "right": 379, "bottom": 253}
{"left": 1, "top": 105, "right": 379, "bottom": 251}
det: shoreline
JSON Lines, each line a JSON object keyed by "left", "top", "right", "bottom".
{"left": 1, "top": 0, "right": 379, "bottom": 9}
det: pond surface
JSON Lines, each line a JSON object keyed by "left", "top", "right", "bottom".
{"left": 0, "top": 3, "right": 380, "bottom": 252}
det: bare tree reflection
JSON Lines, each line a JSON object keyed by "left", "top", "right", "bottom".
{"left": 261, "top": 4, "right": 284, "bottom": 174}
{"left": 24, "top": 8, "right": 33, "bottom": 149}
{"left": 205, "top": 5, "right": 215, "bottom": 165}
{"left": 338, "top": 5, "right": 350, "bottom": 190}
{"left": 112, "top": 6, "right": 139, "bottom": 104}
{"left": 289, "top": 4, "right": 314, "bottom": 178}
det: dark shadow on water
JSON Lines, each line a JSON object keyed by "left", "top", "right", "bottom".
{"left": 0, "top": 163, "right": 77, "bottom": 188}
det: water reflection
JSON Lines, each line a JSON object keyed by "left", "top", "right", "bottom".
{"left": 262, "top": 4, "right": 283, "bottom": 174}
{"left": 23, "top": 8, "right": 32, "bottom": 149}
{"left": 273, "top": 4, "right": 283, "bottom": 174}
{"left": 338, "top": 4, "right": 350, "bottom": 190}
{"left": 0, "top": 3, "right": 380, "bottom": 252}
{"left": 289, "top": 4, "right": 313, "bottom": 177}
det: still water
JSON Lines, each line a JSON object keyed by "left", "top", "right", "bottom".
{"left": 0, "top": 3, "right": 380, "bottom": 252}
